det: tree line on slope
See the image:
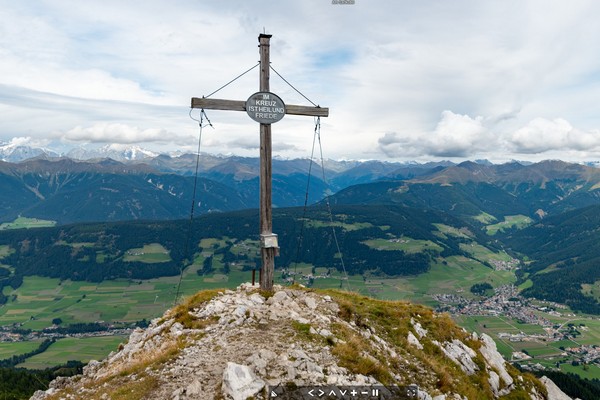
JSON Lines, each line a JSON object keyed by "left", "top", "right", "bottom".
{"left": 0, "top": 205, "right": 477, "bottom": 299}
{"left": 505, "top": 205, "right": 600, "bottom": 315}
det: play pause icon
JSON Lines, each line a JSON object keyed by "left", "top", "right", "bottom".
{"left": 372, "top": 388, "right": 379, "bottom": 396}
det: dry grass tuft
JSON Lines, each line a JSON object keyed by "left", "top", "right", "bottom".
{"left": 108, "top": 374, "right": 160, "bottom": 400}
{"left": 167, "top": 289, "right": 223, "bottom": 328}
{"left": 330, "top": 322, "right": 392, "bottom": 384}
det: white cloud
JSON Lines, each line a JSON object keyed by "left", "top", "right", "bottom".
{"left": 509, "top": 118, "right": 600, "bottom": 154}
{"left": 2, "top": 1, "right": 600, "bottom": 162}
{"left": 428, "top": 111, "right": 490, "bottom": 157}
{"left": 59, "top": 123, "right": 192, "bottom": 145}
{"left": 4, "top": 136, "right": 31, "bottom": 147}
{"left": 227, "top": 137, "right": 259, "bottom": 151}
{"left": 378, "top": 112, "right": 600, "bottom": 161}
{"left": 0, "top": 136, "right": 52, "bottom": 148}
{"left": 378, "top": 111, "right": 492, "bottom": 158}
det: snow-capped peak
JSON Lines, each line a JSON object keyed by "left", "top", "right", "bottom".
{"left": 0, "top": 137, "right": 59, "bottom": 162}
{"left": 67, "top": 144, "right": 158, "bottom": 161}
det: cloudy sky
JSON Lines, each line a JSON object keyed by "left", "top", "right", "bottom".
{"left": 2, "top": 0, "right": 600, "bottom": 163}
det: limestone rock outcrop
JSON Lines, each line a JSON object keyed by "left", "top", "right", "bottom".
{"left": 30, "top": 283, "right": 563, "bottom": 400}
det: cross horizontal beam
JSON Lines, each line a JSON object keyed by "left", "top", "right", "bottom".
{"left": 191, "top": 97, "right": 329, "bottom": 118}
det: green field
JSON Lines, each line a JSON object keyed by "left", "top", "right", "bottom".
{"left": 415, "top": 257, "right": 514, "bottom": 295}
{"left": 303, "top": 254, "right": 516, "bottom": 306}
{"left": 557, "top": 318, "right": 600, "bottom": 346}
{"left": 0, "top": 340, "right": 43, "bottom": 359}
{"left": 560, "top": 363, "right": 600, "bottom": 380}
{"left": 485, "top": 215, "right": 533, "bottom": 235}
{"left": 0, "top": 263, "right": 227, "bottom": 330}
{"left": 433, "top": 224, "right": 473, "bottom": 238}
{"left": 362, "top": 237, "right": 443, "bottom": 253}
{"left": 454, "top": 315, "right": 553, "bottom": 359}
{"left": 56, "top": 241, "right": 95, "bottom": 249}
{"left": 0, "top": 217, "right": 56, "bottom": 230}
{"left": 581, "top": 281, "right": 600, "bottom": 302}
{"left": 17, "top": 336, "right": 127, "bottom": 369}
{"left": 459, "top": 242, "right": 513, "bottom": 263}
{"left": 123, "top": 243, "right": 171, "bottom": 263}
{"left": 519, "top": 279, "right": 534, "bottom": 290}
{"left": 472, "top": 212, "right": 498, "bottom": 224}
{"left": 304, "top": 220, "right": 375, "bottom": 232}
{"left": 0, "top": 245, "right": 14, "bottom": 259}
{"left": 229, "top": 239, "right": 261, "bottom": 258}
{"left": 454, "top": 313, "right": 600, "bottom": 380}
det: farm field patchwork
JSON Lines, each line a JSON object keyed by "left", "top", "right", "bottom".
{"left": 0, "top": 244, "right": 517, "bottom": 364}
{"left": 0, "top": 264, "right": 220, "bottom": 331}
{"left": 454, "top": 314, "right": 600, "bottom": 378}
{"left": 0, "top": 234, "right": 595, "bottom": 377}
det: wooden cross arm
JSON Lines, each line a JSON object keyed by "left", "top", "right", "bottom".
{"left": 191, "top": 97, "right": 329, "bottom": 117}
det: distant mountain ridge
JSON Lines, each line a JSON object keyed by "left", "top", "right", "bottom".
{"left": 329, "top": 159, "right": 600, "bottom": 222}
{"left": 0, "top": 158, "right": 248, "bottom": 224}
{"left": 0, "top": 154, "right": 451, "bottom": 224}
{"left": 414, "top": 160, "right": 600, "bottom": 186}
{"left": 4, "top": 155, "right": 600, "bottom": 225}
{"left": 0, "top": 141, "right": 59, "bottom": 162}
{"left": 66, "top": 144, "right": 159, "bottom": 161}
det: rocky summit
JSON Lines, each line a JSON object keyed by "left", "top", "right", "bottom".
{"left": 31, "top": 284, "right": 573, "bottom": 400}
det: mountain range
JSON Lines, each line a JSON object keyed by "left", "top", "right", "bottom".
{"left": 0, "top": 153, "right": 453, "bottom": 224}
{"left": 329, "top": 160, "right": 600, "bottom": 222}
{"left": 4, "top": 153, "right": 600, "bottom": 226}
{"left": 0, "top": 142, "right": 59, "bottom": 163}
{"left": 3, "top": 151, "right": 600, "bottom": 314}
{"left": 1, "top": 153, "right": 599, "bottom": 227}
{"left": 0, "top": 142, "right": 156, "bottom": 162}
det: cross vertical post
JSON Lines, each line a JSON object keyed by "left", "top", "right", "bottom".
{"left": 190, "top": 33, "right": 329, "bottom": 292}
{"left": 258, "top": 34, "right": 275, "bottom": 291}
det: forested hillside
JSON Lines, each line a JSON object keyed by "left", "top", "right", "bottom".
{"left": 0, "top": 156, "right": 454, "bottom": 225}
{"left": 0, "top": 205, "right": 488, "bottom": 303}
{"left": 504, "top": 205, "right": 600, "bottom": 314}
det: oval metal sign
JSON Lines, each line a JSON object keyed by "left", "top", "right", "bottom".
{"left": 245, "top": 92, "right": 286, "bottom": 124}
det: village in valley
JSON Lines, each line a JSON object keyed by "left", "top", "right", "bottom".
{"left": 436, "top": 283, "right": 600, "bottom": 374}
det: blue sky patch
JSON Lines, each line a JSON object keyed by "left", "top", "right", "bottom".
{"left": 313, "top": 48, "right": 355, "bottom": 69}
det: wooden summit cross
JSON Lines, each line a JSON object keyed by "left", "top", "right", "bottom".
{"left": 191, "top": 34, "right": 329, "bottom": 291}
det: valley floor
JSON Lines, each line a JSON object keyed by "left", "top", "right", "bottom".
{"left": 1, "top": 263, "right": 599, "bottom": 381}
